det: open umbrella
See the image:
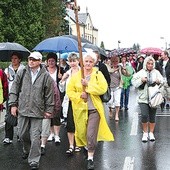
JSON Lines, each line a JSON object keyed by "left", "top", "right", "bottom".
{"left": 33, "top": 36, "right": 86, "bottom": 53}
{"left": 0, "top": 42, "right": 30, "bottom": 61}
{"left": 140, "top": 47, "right": 162, "bottom": 55}
{"left": 83, "top": 43, "right": 107, "bottom": 57}
{"left": 109, "top": 48, "right": 137, "bottom": 57}
{"left": 62, "top": 35, "right": 92, "bottom": 44}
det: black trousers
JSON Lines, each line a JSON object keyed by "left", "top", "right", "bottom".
{"left": 4, "top": 122, "right": 14, "bottom": 140}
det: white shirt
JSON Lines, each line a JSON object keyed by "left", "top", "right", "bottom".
{"left": 30, "top": 67, "right": 40, "bottom": 84}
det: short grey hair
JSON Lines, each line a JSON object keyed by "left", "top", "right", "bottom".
{"left": 83, "top": 52, "right": 97, "bottom": 63}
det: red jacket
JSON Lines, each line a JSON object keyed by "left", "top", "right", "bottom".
{"left": 0, "top": 69, "right": 8, "bottom": 111}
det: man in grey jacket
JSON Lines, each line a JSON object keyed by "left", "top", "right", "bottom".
{"left": 8, "top": 51, "right": 55, "bottom": 170}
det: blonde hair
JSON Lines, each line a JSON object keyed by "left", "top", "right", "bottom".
{"left": 67, "top": 53, "right": 79, "bottom": 61}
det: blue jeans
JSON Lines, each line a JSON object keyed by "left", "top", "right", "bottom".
{"left": 120, "top": 86, "right": 130, "bottom": 108}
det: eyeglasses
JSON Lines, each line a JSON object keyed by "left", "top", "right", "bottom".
{"left": 28, "top": 58, "right": 40, "bottom": 62}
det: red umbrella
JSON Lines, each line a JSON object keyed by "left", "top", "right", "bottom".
{"left": 140, "top": 47, "right": 162, "bottom": 55}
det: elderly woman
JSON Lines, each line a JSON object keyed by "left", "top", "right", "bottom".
{"left": 67, "top": 52, "right": 114, "bottom": 170}
{"left": 132, "top": 56, "right": 163, "bottom": 142}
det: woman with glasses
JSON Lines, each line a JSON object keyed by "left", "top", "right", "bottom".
{"left": 3, "top": 52, "right": 25, "bottom": 145}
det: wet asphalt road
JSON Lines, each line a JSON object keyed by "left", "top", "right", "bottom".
{"left": 0, "top": 86, "right": 170, "bottom": 170}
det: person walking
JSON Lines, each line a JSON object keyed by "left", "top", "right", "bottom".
{"left": 3, "top": 52, "right": 25, "bottom": 144}
{"left": 8, "top": 51, "right": 55, "bottom": 170}
{"left": 45, "top": 53, "right": 65, "bottom": 145}
{"left": 120, "top": 55, "right": 134, "bottom": 110}
{"left": 158, "top": 50, "right": 170, "bottom": 109}
{"left": 67, "top": 52, "right": 114, "bottom": 170}
{"left": 0, "top": 68, "right": 8, "bottom": 117}
{"left": 59, "top": 53, "right": 81, "bottom": 155}
{"left": 107, "top": 56, "right": 124, "bottom": 121}
{"left": 132, "top": 56, "right": 163, "bottom": 142}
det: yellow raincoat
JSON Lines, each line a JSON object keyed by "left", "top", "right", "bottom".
{"left": 66, "top": 68, "right": 114, "bottom": 147}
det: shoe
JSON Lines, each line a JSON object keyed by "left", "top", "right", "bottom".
{"left": 125, "top": 107, "right": 128, "bottom": 110}
{"left": 3, "top": 138, "right": 12, "bottom": 144}
{"left": 54, "top": 135, "right": 60, "bottom": 145}
{"left": 47, "top": 133, "right": 54, "bottom": 141}
{"left": 29, "top": 162, "right": 39, "bottom": 170}
{"left": 41, "top": 147, "right": 46, "bottom": 155}
{"left": 149, "top": 132, "right": 155, "bottom": 141}
{"left": 17, "top": 135, "right": 21, "bottom": 142}
{"left": 66, "top": 147, "right": 74, "bottom": 155}
{"left": 87, "top": 159, "right": 94, "bottom": 170}
{"left": 22, "top": 152, "right": 29, "bottom": 159}
{"left": 120, "top": 107, "right": 123, "bottom": 110}
{"left": 142, "top": 132, "right": 148, "bottom": 142}
{"left": 75, "top": 146, "right": 81, "bottom": 152}
{"left": 166, "top": 104, "right": 170, "bottom": 109}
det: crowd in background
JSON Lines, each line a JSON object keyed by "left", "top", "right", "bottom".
{"left": 0, "top": 49, "right": 170, "bottom": 170}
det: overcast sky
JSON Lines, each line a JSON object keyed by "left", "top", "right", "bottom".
{"left": 77, "top": 0, "right": 170, "bottom": 50}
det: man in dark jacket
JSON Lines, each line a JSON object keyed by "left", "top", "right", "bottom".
{"left": 93, "top": 51, "right": 111, "bottom": 86}
{"left": 8, "top": 52, "right": 55, "bottom": 170}
{"left": 158, "top": 50, "right": 170, "bottom": 109}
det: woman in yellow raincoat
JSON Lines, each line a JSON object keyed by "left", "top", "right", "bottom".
{"left": 67, "top": 52, "right": 114, "bottom": 170}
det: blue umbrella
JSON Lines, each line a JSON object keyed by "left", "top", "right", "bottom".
{"left": 33, "top": 36, "right": 86, "bottom": 53}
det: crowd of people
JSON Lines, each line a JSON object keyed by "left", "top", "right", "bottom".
{"left": 0, "top": 49, "right": 170, "bottom": 170}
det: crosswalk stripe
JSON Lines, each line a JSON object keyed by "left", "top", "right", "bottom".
{"left": 123, "top": 157, "right": 135, "bottom": 170}
{"left": 130, "top": 112, "right": 138, "bottom": 136}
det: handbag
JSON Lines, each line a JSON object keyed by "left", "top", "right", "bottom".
{"left": 5, "top": 112, "right": 17, "bottom": 127}
{"left": 100, "top": 87, "right": 111, "bottom": 103}
{"left": 148, "top": 84, "right": 164, "bottom": 108}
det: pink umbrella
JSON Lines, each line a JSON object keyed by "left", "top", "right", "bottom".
{"left": 140, "top": 47, "right": 162, "bottom": 55}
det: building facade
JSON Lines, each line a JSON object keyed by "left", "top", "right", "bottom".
{"left": 66, "top": 8, "right": 98, "bottom": 45}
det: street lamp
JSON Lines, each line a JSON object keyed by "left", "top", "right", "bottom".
{"left": 160, "top": 37, "right": 167, "bottom": 50}
{"left": 118, "top": 40, "right": 121, "bottom": 49}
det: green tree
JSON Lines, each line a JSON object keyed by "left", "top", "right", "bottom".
{"left": 133, "top": 43, "right": 140, "bottom": 53}
{"left": 100, "top": 41, "right": 105, "bottom": 49}
{"left": 42, "top": 0, "right": 69, "bottom": 38}
{"left": 0, "top": 0, "right": 69, "bottom": 51}
{"left": 0, "top": 9, "right": 4, "bottom": 41}
{"left": 0, "top": 0, "right": 45, "bottom": 50}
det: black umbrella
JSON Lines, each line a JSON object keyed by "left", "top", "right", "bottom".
{"left": 62, "top": 35, "right": 92, "bottom": 44}
{"left": 83, "top": 43, "right": 107, "bottom": 57}
{"left": 0, "top": 42, "right": 30, "bottom": 61}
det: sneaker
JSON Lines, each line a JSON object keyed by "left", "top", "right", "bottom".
{"left": 149, "top": 132, "right": 155, "bottom": 141}
{"left": 41, "top": 147, "right": 46, "bottom": 155}
{"left": 142, "top": 132, "right": 148, "bottom": 142}
{"left": 3, "top": 138, "right": 12, "bottom": 144}
{"left": 54, "top": 135, "right": 60, "bottom": 145}
{"left": 166, "top": 104, "right": 170, "bottom": 109}
{"left": 29, "top": 162, "right": 39, "bottom": 170}
{"left": 87, "top": 159, "right": 94, "bottom": 170}
{"left": 47, "top": 134, "right": 54, "bottom": 141}
{"left": 125, "top": 107, "right": 128, "bottom": 110}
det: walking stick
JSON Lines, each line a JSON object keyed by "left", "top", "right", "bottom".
{"left": 73, "top": 0, "right": 86, "bottom": 102}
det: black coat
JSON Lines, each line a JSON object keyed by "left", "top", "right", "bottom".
{"left": 158, "top": 59, "right": 170, "bottom": 86}
{"left": 96, "top": 61, "right": 111, "bottom": 86}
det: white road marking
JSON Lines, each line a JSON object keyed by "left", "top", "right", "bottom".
{"left": 156, "top": 114, "right": 170, "bottom": 116}
{"left": 123, "top": 157, "right": 135, "bottom": 170}
{"left": 130, "top": 112, "right": 138, "bottom": 136}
